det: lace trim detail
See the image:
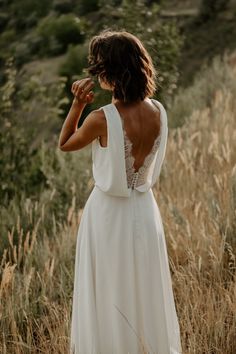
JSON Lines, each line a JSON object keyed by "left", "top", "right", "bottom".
{"left": 121, "top": 118, "right": 162, "bottom": 189}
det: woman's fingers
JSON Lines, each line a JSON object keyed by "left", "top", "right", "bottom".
{"left": 79, "top": 79, "right": 94, "bottom": 92}
{"left": 80, "top": 82, "right": 95, "bottom": 100}
{"left": 76, "top": 82, "right": 94, "bottom": 99}
{"left": 71, "top": 78, "right": 95, "bottom": 104}
{"left": 86, "top": 91, "right": 95, "bottom": 102}
{"left": 71, "top": 78, "right": 94, "bottom": 99}
{"left": 72, "top": 78, "right": 93, "bottom": 92}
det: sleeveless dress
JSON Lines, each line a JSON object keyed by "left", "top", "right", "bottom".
{"left": 69, "top": 99, "right": 182, "bottom": 354}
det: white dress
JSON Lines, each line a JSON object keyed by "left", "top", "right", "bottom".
{"left": 69, "top": 99, "right": 182, "bottom": 354}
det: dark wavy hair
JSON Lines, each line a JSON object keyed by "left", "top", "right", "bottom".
{"left": 87, "top": 30, "right": 157, "bottom": 103}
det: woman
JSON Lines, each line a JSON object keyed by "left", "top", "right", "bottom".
{"left": 58, "top": 29, "right": 182, "bottom": 354}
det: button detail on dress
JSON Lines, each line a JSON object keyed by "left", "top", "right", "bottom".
{"left": 131, "top": 172, "right": 139, "bottom": 189}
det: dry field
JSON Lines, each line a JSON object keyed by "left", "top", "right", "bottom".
{"left": 1, "top": 53, "right": 236, "bottom": 353}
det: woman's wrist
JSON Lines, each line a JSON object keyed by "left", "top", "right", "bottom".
{"left": 72, "top": 97, "right": 87, "bottom": 108}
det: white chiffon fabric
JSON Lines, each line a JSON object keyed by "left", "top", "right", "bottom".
{"left": 69, "top": 99, "right": 182, "bottom": 354}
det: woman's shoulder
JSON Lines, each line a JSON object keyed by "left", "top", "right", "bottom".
{"left": 91, "top": 102, "right": 113, "bottom": 116}
{"left": 88, "top": 107, "right": 107, "bottom": 126}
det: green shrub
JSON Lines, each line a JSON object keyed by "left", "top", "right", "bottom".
{"left": 0, "top": 29, "right": 16, "bottom": 62}
{"left": 0, "top": 58, "right": 92, "bottom": 242}
{"left": 12, "top": 42, "right": 31, "bottom": 66}
{"left": 37, "top": 14, "right": 86, "bottom": 55}
{"left": 59, "top": 43, "right": 88, "bottom": 78}
{"left": 0, "top": 12, "right": 9, "bottom": 32}
{"left": 11, "top": 0, "right": 53, "bottom": 30}
{"left": 23, "top": 31, "right": 44, "bottom": 56}
{"left": 0, "top": 59, "right": 46, "bottom": 204}
{"left": 53, "top": 0, "right": 75, "bottom": 13}
{"left": 76, "top": 0, "right": 99, "bottom": 15}
{"left": 199, "top": 0, "right": 230, "bottom": 21}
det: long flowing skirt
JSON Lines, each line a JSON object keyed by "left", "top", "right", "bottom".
{"left": 70, "top": 186, "right": 182, "bottom": 354}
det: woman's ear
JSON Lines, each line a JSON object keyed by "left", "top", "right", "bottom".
{"left": 98, "top": 75, "right": 115, "bottom": 91}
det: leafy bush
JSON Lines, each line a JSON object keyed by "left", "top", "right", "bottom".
{"left": 59, "top": 43, "right": 88, "bottom": 78}
{"left": 52, "top": 0, "right": 75, "bottom": 13}
{"left": 0, "top": 12, "right": 9, "bottom": 32}
{"left": 0, "top": 59, "right": 45, "bottom": 204}
{"left": 76, "top": 0, "right": 99, "bottom": 15}
{"left": 12, "top": 42, "right": 32, "bottom": 66}
{"left": 37, "top": 14, "right": 86, "bottom": 55}
{"left": 0, "top": 58, "right": 59, "bottom": 201}
{"left": 0, "top": 58, "right": 92, "bottom": 242}
{"left": 23, "top": 31, "right": 45, "bottom": 56}
{"left": 199, "top": 0, "right": 230, "bottom": 21}
{"left": 10, "top": 0, "right": 53, "bottom": 30}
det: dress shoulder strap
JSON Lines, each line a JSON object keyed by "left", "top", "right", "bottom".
{"left": 150, "top": 99, "right": 168, "bottom": 187}
{"left": 101, "top": 103, "right": 124, "bottom": 151}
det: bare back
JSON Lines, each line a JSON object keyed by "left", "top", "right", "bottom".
{"left": 98, "top": 98, "right": 161, "bottom": 172}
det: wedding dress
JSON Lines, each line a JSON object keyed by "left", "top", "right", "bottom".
{"left": 69, "top": 99, "right": 182, "bottom": 354}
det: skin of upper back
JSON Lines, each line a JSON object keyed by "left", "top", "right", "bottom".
{"left": 97, "top": 98, "right": 161, "bottom": 170}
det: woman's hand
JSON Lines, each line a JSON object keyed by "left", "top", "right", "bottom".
{"left": 71, "top": 78, "right": 95, "bottom": 105}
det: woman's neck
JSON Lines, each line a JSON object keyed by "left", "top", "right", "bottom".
{"left": 111, "top": 96, "right": 143, "bottom": 106}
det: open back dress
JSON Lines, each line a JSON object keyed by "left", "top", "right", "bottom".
{"left": 69, "top": 99, "right": 182, "bottom": 354}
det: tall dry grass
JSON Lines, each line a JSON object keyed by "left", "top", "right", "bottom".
{"left": 1, "top": 52, "right": 236, "bottom": 353}
{"left": 153, "top": 53, "right": 236, "bottom": 353}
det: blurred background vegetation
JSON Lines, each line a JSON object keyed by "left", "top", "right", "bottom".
{"left": 0, "top": 0, "right": 236, "bottom": 353}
